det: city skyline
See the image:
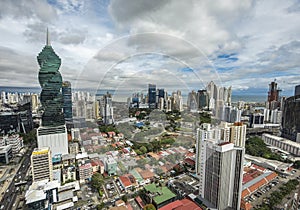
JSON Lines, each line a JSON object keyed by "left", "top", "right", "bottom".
{"left": 0, "top": 1, "right": 300, "bottom": 93}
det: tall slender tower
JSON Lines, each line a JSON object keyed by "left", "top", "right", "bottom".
{"left": 36, "top": 29, "right": 68, "bottom": 157}
{"left": 62, "top": 81, "right": 73, "bottom": 120}
{"left": 38, "top": 29, "right": 65, "bottom": 126}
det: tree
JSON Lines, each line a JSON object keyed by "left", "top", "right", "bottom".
{"left": 293, "top": 160, "right": 300, "bottom": 169}
{"left": 140, "top": 146, "right": 148, "bottom": 154}
{"left": 97, "top": 203, "right": 105, "bottom": 210}
{"left": 19, "top": 129, "right": 37, "bottom": 145}
{"left": 121, "top": 195, "right": 128, "bottom": 203}
{"left": 146, "top": 143, "right": 154, "bottom": 152}
{"left": 144, "top": 204, "right": 156, "bottom": 210}
{"left": 91, "top": 172, "right": 104, "bottom": 191}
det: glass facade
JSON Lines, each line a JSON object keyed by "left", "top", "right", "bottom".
{"left": 37, "top": 44, "right": 65, "bottom": 127}
{"left": 62, "top": 81, "right": 73, "bottom": 120}
{"left": 148, "top": 84, "right": 156, "bottom": 108}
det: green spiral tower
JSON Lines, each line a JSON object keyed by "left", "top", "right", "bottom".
{"left": 37, "top": 29, "right": 65, "bottom": 127}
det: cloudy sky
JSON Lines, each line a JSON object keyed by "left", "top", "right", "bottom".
{"left": 0, "top": 0, "right": 299, "bottom": 97}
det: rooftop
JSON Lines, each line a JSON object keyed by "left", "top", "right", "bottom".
{"left": 159, "top": 198, "right": 202, "bottom": 210}
{"left": 144, "top": 183, "right": 176, "bottom": 205}
{"left": 263, "top": 133, "right": 300, "bottom": 148}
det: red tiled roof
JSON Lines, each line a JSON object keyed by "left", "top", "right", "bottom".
{"left": 252, "top": 164, "right": 266, "bottom": 172}
{"left": 265, "top": 172, "right": 277, "bottom": 182}
{"left": 242, "top": 189, "right": 251, "bottom": 198}
{"left": 175, "top": 198, "right": 202, "bottom": 210}
{"left": 243, "top": 174, "right": 254, "bottom": 184}
{"left": 119, "top": 176, "right": 132, "bottom": 187}
{"left": 126, "top": 203, "right": 133, "bottom": 210}
{"left": 248, "top": 178, "right": 266, "bottom": 193}
{"left": 91, "top": 159, "right": 104, "bottom": 167}
{"left": 160, "top": 198, "right": 202, "bottom": 210}
{"left": 159, "top": 200, "right": 183, "bottom": 210}
{"left": 184, "top": 158, "right": 195, "bottom": 166}
{"left": 135, "top": 196, "right": 145, "bottom": 208}
{"left": 185, "top": 152, "right": 195, "bottom": 157}
{"left": 119, "top": 174, "right": 136, "bottom": 187}
{"left": 79, "top": 163, "right": 92, "bottom": 170}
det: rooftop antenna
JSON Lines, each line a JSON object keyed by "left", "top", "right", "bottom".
{"left": 46, "top": 28, "right": 50, "bottom": 46}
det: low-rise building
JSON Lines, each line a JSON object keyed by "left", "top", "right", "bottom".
{"left": 0, "top": 145, "right": 13, "bottom": 164}
{"left": 104, "top": 155, "right": 117, "bottom": 176}
{"left": 69, "top": 142, "right": 79, "bottom": 154}
{"left": 118, "top": 174, "right": 137, "bottom": 191}
{"left": 25, "top": 179, "right": 79, "bottom": 210}
{"left": 0, "top": 134, "right": 23, "bottom": 154}
{"left": 62, "top": 166, "right": 77, "bottom": 183}
{"left": 262, "top": 133, "right": 300, "bottom": 156}
{"left": 79, "top": 162, "right": 93, "bottom": 183}
{"left": 144, "top": 183, "right": 177, "bottom": 209}
{"left": 91, "top": 159, "right": 104, "bottom": 174}
{"left": 158, "top": 198, "right": 202, "bottom": 210}
{"left": 62, "top": 153, "right": 76, "bottom": 167}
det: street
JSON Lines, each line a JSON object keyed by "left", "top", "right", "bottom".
{"left": 0, "top": 145, "right": 34, "bottom": 210}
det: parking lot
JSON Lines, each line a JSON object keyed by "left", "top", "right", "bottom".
{"left": 247, "top": 177, "right": 280, "bottom": 208}
{"left": 249, "top": 169, "right": 300, "bottom": 208}
{"left": 103, "top": 179, "right": 120, "bottom": 202}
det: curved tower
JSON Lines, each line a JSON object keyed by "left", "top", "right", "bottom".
{"left": 37, "top": 29, "right": 65, "bottom": 127}
{"left": 36, "top": 29, "right": 68, "bottom": 157}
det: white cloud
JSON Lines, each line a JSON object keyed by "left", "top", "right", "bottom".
{"left": 0, "top": 0, "right": 299, "bottom": 98}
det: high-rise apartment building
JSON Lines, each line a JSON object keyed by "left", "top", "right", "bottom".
{"left": 229, "top": 122, "right": 247, "bottom": 148}
{"left": 100, "top": 92, "right": 114, "bottom": 124}
{"left": 187, "top": 90, "right": 198, "bottom": 112}
{"left": 206, "top": 81, "right": 231, "bottom": 116}
{"left": 31, "top": 147, "right": 53, "bottom": 182}
{"left": 196, "top": 123, "right": 245, "bottom": 210}
{"left": 197, "top": 89, "right": 208, "bottom": 110}
{"left": 202, "top": 142, "right": 244, "bottom": 210}
{"left": 36, "top": 30, "right": 68, "bottom": 157}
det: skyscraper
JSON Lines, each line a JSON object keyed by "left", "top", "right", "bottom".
{"left": 100, "top": 92, "right": 114, "bottom": 124}
{"left": 197, "top": 89, "right": 208, "bottom": 110}
{"left": 62, "top": 81, "right": 73, "bottom": 120}
{"left": 36, "top": 29, "right": 68, "bottom": 157}
{"left": 267, "top": 80, "right": 281, "bottom": 110}
{"left": 38, "top": 29, "right": 64, "bottom": 127}
{"left": 196, "top": 123, "right": 245, "bottom": 210}
{"left": 282, "top": 84, "right": 300, "bottom": 141}
{"left": 148, "top": 84, "right": 156, "bottom": 109}
{"left": 187, "top": 90, "right": 197, "bottom": 111}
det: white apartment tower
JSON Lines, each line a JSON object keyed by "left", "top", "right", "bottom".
{"left": 196, "top": 122, "right": 245, "bottom": 210}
